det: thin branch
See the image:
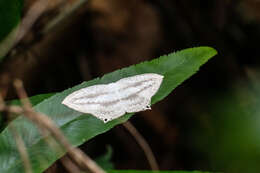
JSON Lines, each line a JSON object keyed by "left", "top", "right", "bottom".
{"left": 60, "top": 156, "right": 82, "bottom": 173}
{"left": 1, "top": 86, "right": 91, "bottom": 173}
{"left": 43, "top": 0, "right": 88, "bottom": 33}
{"left": 123, "top": 121, "right": 159, "bottom": 170}
{"left": 20, "top": 109, "right": 80, "bottom": 173}
{"left": 13, "top": 79, "right": 106, "bottom": 173}
{"left": 14, "top": 0, "right": 51, "bottom": 46}
{"left": 0, "top": 93, "right": 5, "bottom": 111}
{"left": 13, "top": 79, "right": 32, "bottom": 108}
{"left": 9, "top": 124, "right": 33, "bottom": 173}
{"left": 0, "top": 93, "right": 32, "bottom": 173}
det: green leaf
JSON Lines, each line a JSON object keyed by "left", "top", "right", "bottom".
{"left": 0, "top": 47, "right": 217, "bottom": 173}
{"left": 0, "top": 0, "right": 23, "bottom": 59}
{"left": 108, "top": 171, "right": 212, "bottom": 173}
{"left": 8, "top": 93, "right": 54, "bottom": 106}
{"left": 0, "top": 93, "right": 54, "bottom": 131}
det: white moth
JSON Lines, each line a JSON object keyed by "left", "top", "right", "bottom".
{"left": 62, "top": 73, "right": 164, "bottom": 123}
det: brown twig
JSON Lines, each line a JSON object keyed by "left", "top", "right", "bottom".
{"left": 0, "top": 0, "right": 88, "bottom": 97}
{"left": 8, "top": 79, "right": 106, "bottom": 173}
{"left": 0, "top": 94, "right": 32, "bottom": 173}
{"left": 13, "top": 79, "right": 32, "bottom": 108}
{"left": 43, "top": 0, "right": 88, "bottom": 33}
{"left": 20, "top": 109, "right": 105, "bottom": 173}
{"left": 0, "top": 0, "right": 51, "bottom": 65}
{"left": 24, "top": 113, "right": 80, "bottom": 173}
{"left": 60, "top": 156, "right": 82, "bottom": 173}
{"left": 0, "top": 93, "right": 89, "bottom": 173}
{"left": 123, "top": 121, "right": 159, "bottom": 170}
{"left": 0, "top": 93, "right": 5, "bottom": 111}
{"left": 9, "top": 124, "right": 33, "bottom": 173}
{"left": 14, "top": 0, "right": 51, "bottom": 46}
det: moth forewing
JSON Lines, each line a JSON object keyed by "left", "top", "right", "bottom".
{"left": 62, "top": 73, "right": 164, "bottom": 123}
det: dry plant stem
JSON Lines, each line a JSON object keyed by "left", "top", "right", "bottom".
{"left": 22, "top": 110, "right": 105, "bottom": 173}
{"left": 61, "top": 156, "right": 82, "bottom": 173}
{"left": 0, "top": 94, "right": 32, "bottom": 173}
{"left": 43, "top": 0, "right": 88, "bottom": 33}
{"left": 37, "top": 128, "right": 83, "bottom": 173}
{"left": 4, "top": 105, "right": 79, "bottom": 173}
{"left": 14, "top": 0, "right": 51, "bottom": 46}
{"left": 13, "top": 79, "right": 106, "bottom": 173}
{"left": 9, "top": 124, "right": 33, "bottom": 173}
{"left": 13, "top": 80, "right": 32, "bottom": 108}
{"left": 0, "top": 93, "right": 5, "bottom": 111}
{"left": 123, "top": 121, "right": 159, "bottom": 170}
{"left": 44, "top": 136, "right": 81, "bottom": 173}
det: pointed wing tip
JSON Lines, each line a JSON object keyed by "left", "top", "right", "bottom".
{"left": 61, "top": 97, "right": 70, "bottom": 106}
{"left": 158, "top": 74, "right": 164, "bottom": 80}
{"left": 152, "top": 73, "right": 164, "bottom": 79}
{"left": 155, "top": 73, "right": 164, "bottom": 84}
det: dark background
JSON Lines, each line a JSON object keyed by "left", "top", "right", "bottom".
{"left": 2, "top": 0, "right": 260, "bottom": 172}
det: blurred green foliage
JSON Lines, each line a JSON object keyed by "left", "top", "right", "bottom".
{"left": 0, "top": 0, "right": 23, "bottom": 42}
{"left": 192, "top": 75, "right": 260, "bottom": 172}
{"left": 0, "top": 0, "right": 23, "bottom": 59}
{"left": 95, "top": 146, "right": 114, "bottom": 170}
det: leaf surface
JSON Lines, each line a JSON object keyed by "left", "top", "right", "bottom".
{"left": 0, "top": 47, "right": 217, "bottom": 172}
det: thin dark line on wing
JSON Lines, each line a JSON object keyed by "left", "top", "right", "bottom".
{"left": 74, "top": 83, "right": 154, "bottom": 106}
{"left": 72, "top": 92, "right": 110, "bottom": 100}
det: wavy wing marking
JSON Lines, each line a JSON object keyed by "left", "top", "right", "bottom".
{"left": 62, "top": 73, "right": 164, "bottom": 123}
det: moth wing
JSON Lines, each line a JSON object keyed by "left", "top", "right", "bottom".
{"left": 121, "top": 94, "right": 151, "bottom": 113}
{"left": 62, "top": 83, "right": 110, "bottom": 113}
{"left": 138, "top": 77, "right": 163, "bottom": 99}
{"left": 117, "top": 73, "right": 163, "bottom": 98}
{"left": 62, "top": 73, "right": 164, "bottom": 123}
{"left": 90, "top": 107, "right": 125, "bottom": 123}
{"left": 63, "top": 84, "right": 108, "bottom": 102}
{"left": 117, "top": 73, "right": 163, "bottom": 86}
{"left": 62, "top": 83, "right": 126, "bottom": 123}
